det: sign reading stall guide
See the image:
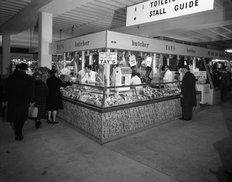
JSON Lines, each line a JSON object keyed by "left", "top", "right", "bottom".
{"left": 126, "top": 0, "right": 214, "bottom": 26}
{"left": 99, "top": 52, "right": 117, "bottom": 65}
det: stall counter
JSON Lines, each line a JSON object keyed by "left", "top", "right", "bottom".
{"left": 58, "top": 92, "right": 201, "bottom": 144}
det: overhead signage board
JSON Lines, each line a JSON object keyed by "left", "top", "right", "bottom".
{"left": 106, "top": 31, "right": 230, "bottom": 59}
{"left": 126, "top": 0, "right": 214, "bottom": 26}
{"left": 51, "top": 30, "right": 232, "bottom": 60}
{"left": 50, "top": 31, "right": 106, "bottom": 54}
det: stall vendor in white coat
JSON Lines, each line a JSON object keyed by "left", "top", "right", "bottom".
{"left": 78, "top": 64, "right": 96, "bottom": 84}
{"left": 131, "top": 70, "right": 143, "bottom": 94}
{"left": 163, "top": 65, "right": 173, "bottom": 82}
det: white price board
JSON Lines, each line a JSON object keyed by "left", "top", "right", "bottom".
{"left": 193, "top": 71, "right": 207, "bottom": 80}
{"left": 99, "top": 52, "right": 117, "bottom": 65}
{"left": 129, "top": 54, "right": 137, "bottom": 66}
{"left": 146, "top": 56, "right": 152, "bottom": 67}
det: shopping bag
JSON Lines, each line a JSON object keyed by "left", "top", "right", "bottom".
{"left": 28, "top": 105, "right": 38, "bottom": 118}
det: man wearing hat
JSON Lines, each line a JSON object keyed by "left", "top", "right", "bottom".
{"left": 179, "top": 65, "right": 196, "bottom": 120}
{"left": 6, "top": 63, "right": 34, "bottom": 140}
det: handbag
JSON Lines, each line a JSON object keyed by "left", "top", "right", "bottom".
{"left": 28, "top": 105, "right": 38, "bottom": 118}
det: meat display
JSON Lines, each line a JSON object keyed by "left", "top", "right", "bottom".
{"left": 61, "top": 84, "right": 181, "bottom": 107}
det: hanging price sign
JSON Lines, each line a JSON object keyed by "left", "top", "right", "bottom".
{"left": 99, "top": 52, "right": 117, "bottom": 65}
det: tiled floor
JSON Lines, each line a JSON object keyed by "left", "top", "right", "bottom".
{"left": 0, "top": 97, "right": 232, "bottom": 182}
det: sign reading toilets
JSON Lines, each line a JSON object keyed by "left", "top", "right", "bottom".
{"left": 126, "top": 0, "right": 214, "bottom": 26}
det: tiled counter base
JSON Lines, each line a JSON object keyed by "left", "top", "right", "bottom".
{"left": 58, "top": 96, "right": 182, "bottom": 144}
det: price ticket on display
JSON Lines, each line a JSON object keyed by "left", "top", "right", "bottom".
{"left": 146, "top": 56, "right": 152, "bottom": 67}
{"left": 60, "top": 67, "right": 71, "bottom": 75}
{"left": 99, "top": 52, "right": 117, "bottom": 65}
{"left": 129, "top": 54, "right": 137, "bottom": 67}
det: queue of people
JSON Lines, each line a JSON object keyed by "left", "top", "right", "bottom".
{"left": 1, "top": 63, "right": 69, "bottom": 141}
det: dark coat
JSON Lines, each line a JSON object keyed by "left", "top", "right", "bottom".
{"left": 34, "top": 80, "right": 48, "bottom": 119}
{"left": 46, "top": 76, "right": 65, "bottom": 111}
{"left": 180, "top": 71, "right": 196, "bottom": 107}
{"left": 6, "top": 71, "right": 34, "bottom": 122}
{"left": 0, "top": 78, "right": 7, "bottom": 103}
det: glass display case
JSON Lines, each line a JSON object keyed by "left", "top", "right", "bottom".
{"left": 58, "top": 80, "right": 185, "bottom": 144}
{"left": 60, "top": 80, "right": 181, "bottom": 111}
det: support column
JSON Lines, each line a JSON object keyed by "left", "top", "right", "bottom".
{"left": 1, "top": 34, "right": 11, "bottom": 78}
{"left": 38, "top": 12, "right": 53, "bottom": 69}
{"left": 105, "top": 49, "right": 111, "bottom": 88}
{"left": 81, "top": 51, "right": 85, "bottom": 69}
{"left": 152, "top": 53, "right": 157, "bottom": 76}
{"left": 193, "top": 57, "right": 196, "bottom": 71}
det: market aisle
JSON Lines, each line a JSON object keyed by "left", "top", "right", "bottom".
{"left": 105, "top": 97, "right": 232, "bottom": 182}
{"left": 0, "top": 117, "right": 179, "bottom": 182}
{"left": 0, "top": 97, "right": 232, "bottom": 182}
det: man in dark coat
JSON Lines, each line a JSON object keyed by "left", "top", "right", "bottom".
{"left": 179, "top": 65, "right": 196, "bottom": 120}
{"left": 6, "top": 63, "right": 34, "bottom": 140}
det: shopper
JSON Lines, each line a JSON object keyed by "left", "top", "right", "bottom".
{"left": 46, "top": 69, "right": 67, "bottom": 124}
{"left": 33, "top": 71, "right": 48, "bottom": 128}
{"left": 6, "top": 63, "right": 34, "bottom": 140}
{"left": 179, "top": 65, "right": 196, "bottom": 121}
{"left": 0, "top": 74, "right": 7, "bottom": 117}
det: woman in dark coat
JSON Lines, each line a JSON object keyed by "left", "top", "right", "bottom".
{"left": 46, "top": 69, "right": 67, "bottom": 124}
{"left": 33, "top": 71, "right": 48, "bottom": 128}
{"left": 6, "top": 63, "right": 34, "bottom": 140}
{"left": 180, "top": 65, "right": 196, "bottom": 120}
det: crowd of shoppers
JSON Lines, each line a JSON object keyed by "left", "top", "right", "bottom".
{"left": 0, "top": 63, "right": 68, "bottom": 141}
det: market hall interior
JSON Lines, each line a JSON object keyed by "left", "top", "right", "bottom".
{"left": 1, "top": 0, "right": 232, "bottom": 181}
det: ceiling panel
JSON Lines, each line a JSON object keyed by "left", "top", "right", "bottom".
{"left": 0, "top": 0, "right": 232, "bottom": 50}
{"left": 52, "top": 0, "right": 140, "bottom": 38}
{"left": 0, "top": 0, "right": 31, "bottom": 25}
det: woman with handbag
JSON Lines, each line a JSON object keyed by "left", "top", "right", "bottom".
{"left": 33, "top": 71, "right": 48, "bottom": 128}
{"left": 46, "top": 69, "right": 68, "bottom": 124}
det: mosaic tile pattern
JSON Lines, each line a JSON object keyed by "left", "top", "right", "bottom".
{"left": 58, "top": 98, "right": 183, "bottom": 143}
{"left": 102, "top": 99, "right": 181, "bottom": 140}
{"left": 58, "top": 101, "right": 102, "bottom": 140}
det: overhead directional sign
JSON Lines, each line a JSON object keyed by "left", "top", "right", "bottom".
{"left": 126, "top": 0, "right": 214, "bottom": 26}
